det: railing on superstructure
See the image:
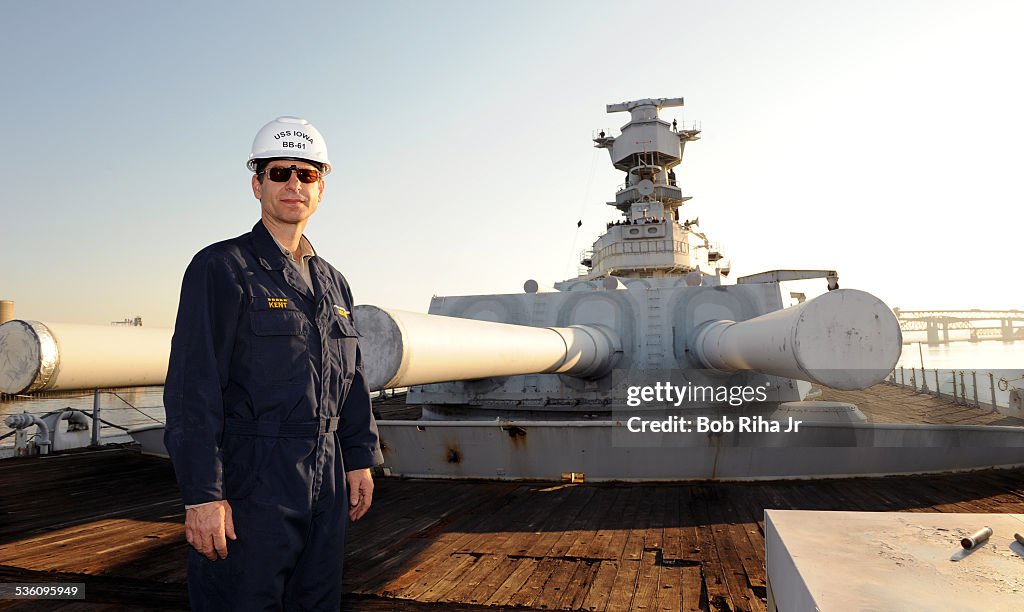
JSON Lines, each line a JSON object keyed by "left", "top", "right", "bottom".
{"left": 887, "top": 367, "right": 1022, "bottom": 413}
{"left": 587, "top": 238, "right": 691, "bottom": 276}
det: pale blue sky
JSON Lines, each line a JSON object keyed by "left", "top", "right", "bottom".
{"left": 2, "top": 0, "right": 1022, "bottom": 326}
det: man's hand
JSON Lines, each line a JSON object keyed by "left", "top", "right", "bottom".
{"left": 346, "top": 468, "right": 374, "bottom": 521}
{"left": 185, "top": 500, "right": 236, "bottom": 560}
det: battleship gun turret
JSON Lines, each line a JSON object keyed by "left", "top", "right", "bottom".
{"left": 358, "top": 288, "right": 900, "bottom": 397}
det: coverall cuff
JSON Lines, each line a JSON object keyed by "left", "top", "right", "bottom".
{"left": 184, "top": 500, "right": 223, "bottom": 510}
{"left": 180, "top": 486, "right": 225, "bottom": 507}
{"left": 343, "top": 447, "right": 383, "bottom": 472}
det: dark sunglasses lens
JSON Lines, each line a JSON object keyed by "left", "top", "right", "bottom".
{"left": 265, "top": 167, "right": 320, "bottom": 183}
{"left": 267, "top": 167, "right": 292, "bottom": 182}
{"left": 296, "top": 169, "right": 320, "bottom": 183}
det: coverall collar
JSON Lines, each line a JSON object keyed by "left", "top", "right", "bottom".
{"left": 251, "top": 220, "right": 319, "bottom": 270}
{"left": 251, "top": 220, "right": 333, "bottom": 306}
{"left": 250, "top": 221, "right": 316, "bottom": 301}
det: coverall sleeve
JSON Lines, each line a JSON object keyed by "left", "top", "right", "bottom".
{"left": 340, "top": 345, "right": 383, "bottom": 471}
{"left": 338, "top": 286, "right": 383, "bottom": 471}
{"left": 163, "top": 250, "right": 244, "bottom": 505}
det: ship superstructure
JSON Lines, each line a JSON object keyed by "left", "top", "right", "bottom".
{"left": 580, "top": 97, "right": 723, "bottom": 281}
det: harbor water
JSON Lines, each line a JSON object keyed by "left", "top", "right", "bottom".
{"left": 896, "top": 336, "right": 1022, "bottom": 370}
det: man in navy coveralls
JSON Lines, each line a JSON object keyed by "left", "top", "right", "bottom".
{"left": 164, "top": 116, "right": 382, "bottom": 611}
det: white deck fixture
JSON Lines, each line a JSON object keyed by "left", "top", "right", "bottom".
{"left": 765, "top": 510, "right": 1024, "bottom": 610}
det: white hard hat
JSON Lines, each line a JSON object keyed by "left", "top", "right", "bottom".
{"left": 247, "top": 116, "right": 332, "bottom": 175}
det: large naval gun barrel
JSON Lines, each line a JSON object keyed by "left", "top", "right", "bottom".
{"left": 0, "top": 320, "right": 171, "bottom": 394}
{"left": 690, "top": 288, "right": 900, "bottom": 390}
{"left": 356, "top": 306, "right": 622, "bottom": 390}
{"left": 356, "top": 288, "right": 900, "bottom": 392}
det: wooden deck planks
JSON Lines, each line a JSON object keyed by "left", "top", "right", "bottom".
{"left": 558, "top": 560, "right": 602, "bottom": 611}
{"left": 563, "top": 486, "right": 622, "bottom": 560}
{"left": 656, "top": 564, "right": 684, "bottom": 612}
{"left": 400, "top": 553, "right": 480, "bottom": 602}
{"left": 689, "top": 492, "right": 735, "bottom": 609}
{"left": 579, "top": 559, "right": 620, "bottom": 611}
{"left": 680, "top": 566, "right": 704, "bottom": 611}
{"left": 577, "top": 485, "right": 632, "bottom": 562}
{"left": 820, "top": 384, "right": 1024, "bottom": 427}
{"left": 631, "top": 550, "right": 661, "bottom": 611}
{"left": 604, "top": 558, "right": 642, "bottom": 611}
{"left": 522, "top": 486, "right": 599, "bottom": 559}
{"left": 459, "top": 555, "right": 522, "bottom": 606}
{"left": 493, "top": 484, "right": 578, "bottom": 558}
{"left": 5, "top": 464, "right": 1023, "bottom": 612}
{"left": 0, "top": 387, "right": 1023, "bottom": 611}
{"left": 485, "top": 556, "right": 541, "bottom": 606}
{"left": 620, "top": 485, "right": 657, "bottom": 562}
{"left": 533, "top": 558, "right": 587, "bottom": 609}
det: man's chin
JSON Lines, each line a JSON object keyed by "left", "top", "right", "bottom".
{"left": 264, "top": 208, "right": 311, "bottom": 225}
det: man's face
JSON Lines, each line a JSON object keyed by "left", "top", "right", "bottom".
{"left": 251, "top": 159, "right": 325, "bottom": 226}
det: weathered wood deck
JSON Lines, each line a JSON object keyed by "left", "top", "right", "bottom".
{"left": 820, "top": 383, "right": 1024, "bottom": 426}
{"left": 0, "top": 385, "right": 1021, "bottom": 611}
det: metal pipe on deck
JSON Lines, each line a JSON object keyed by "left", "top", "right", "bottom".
{"left": 3, "top": 413, "right": 52, "bottom": 455}
{"left": 355, "top": 306, "right": 622, "bottom": 391}
{"left": 0, "top": 320, "right": 172, "bottom": 394}
{"left": 690, "top": 289, "right": 901, "bottom": 390}
{"left": 961, "top": 527, "right": 993, "bottom": 549}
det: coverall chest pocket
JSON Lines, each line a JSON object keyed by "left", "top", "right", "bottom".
{"left": 249, "top": 308, "right": 308, "bottom": 383}
{"left": 329, "top": 316, "right": 359, "bottom": 381}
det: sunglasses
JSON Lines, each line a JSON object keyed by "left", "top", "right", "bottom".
{"left": 259, "top": 165, "right": 322, "bottom": 184}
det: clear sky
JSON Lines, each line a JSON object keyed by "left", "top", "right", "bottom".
{"left": 2, "top": 0, "right": 1022, "bottom": 327}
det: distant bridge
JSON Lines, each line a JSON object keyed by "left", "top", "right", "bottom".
{"left": 894, "top": 309, "right": 1024, "bottom": 345}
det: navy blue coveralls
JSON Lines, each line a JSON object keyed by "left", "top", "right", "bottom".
{"left": 163, "top": 220, "right": 381, "bottom": 611}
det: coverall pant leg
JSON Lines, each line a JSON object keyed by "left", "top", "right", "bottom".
{"left": 187, "top": 438, "right": 349, "bottom": 611}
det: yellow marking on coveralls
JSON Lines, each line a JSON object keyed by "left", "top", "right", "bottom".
{"left": 334, "top": 305, "right": 350, "bottom": 319}
{"left": 267, "top": 297, "right": 289, "bottom": 309}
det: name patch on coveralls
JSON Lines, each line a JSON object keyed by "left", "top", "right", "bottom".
{"left": 267, "top": 297, "right": 289, "bottom": 309}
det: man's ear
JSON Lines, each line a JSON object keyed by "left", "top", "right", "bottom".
{"left": 251, "top": 174, "right": 262, "bottom": 200}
